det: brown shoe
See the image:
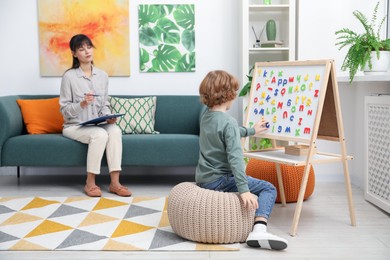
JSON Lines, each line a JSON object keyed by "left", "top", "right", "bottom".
{"left": 84, "top": 185, "right": 102, "bottom": 197}
{"left": 109, "top": 185, "right": 132, "bottom": 197}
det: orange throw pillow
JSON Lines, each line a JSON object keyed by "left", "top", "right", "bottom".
{"left": 16, "top": 97, "right": 64, "bottom": 134}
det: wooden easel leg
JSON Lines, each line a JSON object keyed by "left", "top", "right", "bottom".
{"left": 270, "top": 140, "right": 286, "bottom": 206}
{"left": 342, "top": 157, "right": 356, "bottom": 226}
{"left": 275, "top": 163, "right": 286, "bottom": 206}
{"left": 330, "top": 61, "right": 356, "bottom": 226}
{"left": 290, "top": 163, "right": 311, "bottom": 236}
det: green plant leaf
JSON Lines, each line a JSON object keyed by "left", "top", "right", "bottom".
{"left": 139, "top": 26, "right": 159, "bottom": 46}
{"left": 382, "top": 38, "right": 390, "bottom": 49}
{"left": 139, "top": 48, "right": 150, "bottom": 72}
{"left": 158, "top": 4, "right": 174, "bottom": 16}
{"left": 182, "top": 29, "right": 195, "bottom": 52}
{"left": 239, "top": 82, "right": 251, "bottom": 97}
{"left": 175, "top": 52, "right": 195, "bottom": 72}
{"left": 154, "top": 17, "right": 180, "bottom": 44}
{"left": 239, "top": 65, "right": 255, "bottom": 96}
{"left": 151, "top": 44, "right": 182, "bottom": 72}
{"left": 174, "top": 5, "right": 194, "bottom": 30}
{"left": 259, "top": 138, "right": 272, "bottom": 149}
{"left": 147, "top": 67, "right": 159, "bottom": 72}
{"left": 138, "top": 5, "right": 162, "bottom": 26}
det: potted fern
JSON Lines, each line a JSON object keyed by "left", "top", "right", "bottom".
{"left": 335, "top": 1, "right": 390, "bottom": 83}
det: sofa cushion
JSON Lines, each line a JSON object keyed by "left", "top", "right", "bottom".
{"left": 2, "top": 134, "right": 88, "bottom": 166}
{"left": 16, "top": 97, "right": 64, "bottom": 134}
{"left": 2, "top": 134, "right": 200, "bottom": 167}
{"left": 121, "top": 134, "right": 200, "bottom": 166}
{"left": 110, "top": 96, "right": 158, "bottom": 134}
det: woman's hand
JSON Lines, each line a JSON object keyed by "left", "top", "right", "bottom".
{"left": 81, "top": 92, "right": 95, "bottom": 108}
{"left": 106, "top": 118, "right": 117, "bottom": 124}
{"left": 240, "top": 192, "right": 258, "bottom": 210}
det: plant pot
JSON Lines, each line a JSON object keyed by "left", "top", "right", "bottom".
{"left": 364, "top": 51, "right": 390, "bottom": 75}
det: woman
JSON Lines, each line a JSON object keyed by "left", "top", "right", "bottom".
{"left": 60, "top": 34, "right": 131, "bottom": 197}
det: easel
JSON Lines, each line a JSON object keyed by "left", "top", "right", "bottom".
{"left": 243, "top": 60, "right": 356, "bottom": 236}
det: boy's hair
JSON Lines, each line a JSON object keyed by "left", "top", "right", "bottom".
{"left": 199, "top": 70, "right": 239, "bottom": 108}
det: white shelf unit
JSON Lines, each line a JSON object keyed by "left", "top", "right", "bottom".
{"left": 364, "top": 95, "right": 390, "bottom": 214}
{"left": 239, "top": 0, "right": 296, "bottom": 150}
{"left": 240, "top": 0, "right": 296, "bottom": 89}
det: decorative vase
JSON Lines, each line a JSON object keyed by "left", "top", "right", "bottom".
{"left": 266, "top": 19, "right": 276, "bottom": 41}
{"left": 364, "top": 51, "right": 390, "bottom": 75}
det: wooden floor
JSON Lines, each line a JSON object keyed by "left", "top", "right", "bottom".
{"left": 0, "top": 171, "right": 389, "bottom": 260}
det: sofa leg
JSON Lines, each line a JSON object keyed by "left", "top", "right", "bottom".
{"left": 17, "top": 166, "right": 20, "bottom": 178}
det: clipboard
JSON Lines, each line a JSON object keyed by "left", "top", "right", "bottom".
{"left": 79, "top": 114, "right": 124, "bottom": 126}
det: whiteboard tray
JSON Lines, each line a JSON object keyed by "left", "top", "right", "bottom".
{"left": 244, "top": 149, "right": 353, "bottom": 166}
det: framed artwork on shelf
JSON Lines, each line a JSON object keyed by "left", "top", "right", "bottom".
{"left": 38, "top": 0, "right": 130, "bottom": 77}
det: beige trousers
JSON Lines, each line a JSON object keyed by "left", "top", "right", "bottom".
{"left": 63, "top": 124, "right": 122, "bottom": 174}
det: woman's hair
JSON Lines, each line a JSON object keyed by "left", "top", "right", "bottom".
{"left": 68, "top": 34, "right": 95, "bottom": 69}
{"left": 199, "top": 70, "right": 239, "bottom": 108}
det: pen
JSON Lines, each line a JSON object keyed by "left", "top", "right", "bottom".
{"left": 84, "top": 93, "right": 100, "bottom": 97}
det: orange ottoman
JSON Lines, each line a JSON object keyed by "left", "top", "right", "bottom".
{"left": 246, "top": 159, "right": 315, "bottom": 203}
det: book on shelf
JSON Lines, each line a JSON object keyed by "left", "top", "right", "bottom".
{"left": 284, "top": 145, "right": 317, "bottom": 156}
{"left": 260, "top": 41, "right": 284, "bottom": 48}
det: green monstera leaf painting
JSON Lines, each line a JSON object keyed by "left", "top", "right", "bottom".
{"left": 138, "top": 4, "right": 195, "bottom": 73}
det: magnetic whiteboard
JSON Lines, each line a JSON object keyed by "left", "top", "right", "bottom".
{"left": 244, "top": 60, "right": 332, "bottom": 143}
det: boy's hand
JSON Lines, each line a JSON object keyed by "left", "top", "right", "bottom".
{"left": 253, "top": 117, "right": 268, "bottom": 135}
{"left": 240, "top": 192, "right": 258, "bottom": 210}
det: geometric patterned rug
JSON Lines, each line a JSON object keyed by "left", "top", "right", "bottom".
{"left": 0, "top": 197, "right": 239, "bottom": 251}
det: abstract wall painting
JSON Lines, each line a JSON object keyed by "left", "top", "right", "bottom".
{"left": 138, "top": 4, "right": 195, "bottom": 73}
{"left": 38, "top": 0, "right": 130, "bottom": 76}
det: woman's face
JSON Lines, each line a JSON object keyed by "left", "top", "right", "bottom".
{"left": 72, "top": 43, "right": 93, "bottom": 64}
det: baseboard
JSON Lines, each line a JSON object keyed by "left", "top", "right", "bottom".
{"left": 0, "top": 166, "right": 196, "bottom": 176}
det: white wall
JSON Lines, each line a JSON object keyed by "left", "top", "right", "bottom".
{"left": 0, "top": 0, "right": 240, "bottom": 98}
{"left": 298, "top": 0, "right": 387, "bottom": 74}
{"left": 297, "top": 0, "right": 390, "bottom": 188}
{"left": 1, "top": 0, "right": 389, "bottom": 188}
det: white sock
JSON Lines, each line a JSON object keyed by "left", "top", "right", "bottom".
{"left": 253, "top": 223, "right": 267, "bottom": 233}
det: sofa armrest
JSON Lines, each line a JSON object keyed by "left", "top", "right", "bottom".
{"left": 0, "top": 95, "right": 24, "bottom": 166}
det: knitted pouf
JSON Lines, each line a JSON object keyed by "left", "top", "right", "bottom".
{"left": 246, "top": 159, "right": 315, "bottom": 203}
{"left": 167, "top": 182, "right": 255, "bottom": 244}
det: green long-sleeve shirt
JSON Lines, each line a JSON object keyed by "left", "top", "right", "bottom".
{"left": 195, "top": 109, "right": 255, "bottom": 194}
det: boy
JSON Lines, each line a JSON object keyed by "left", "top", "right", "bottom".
{"left": 196, "top": 70, "right": 288, "bottom": 250}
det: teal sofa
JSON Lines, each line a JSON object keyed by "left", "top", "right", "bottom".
{"left": 0, "top": 95, "right": 206, "bottom": 177}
